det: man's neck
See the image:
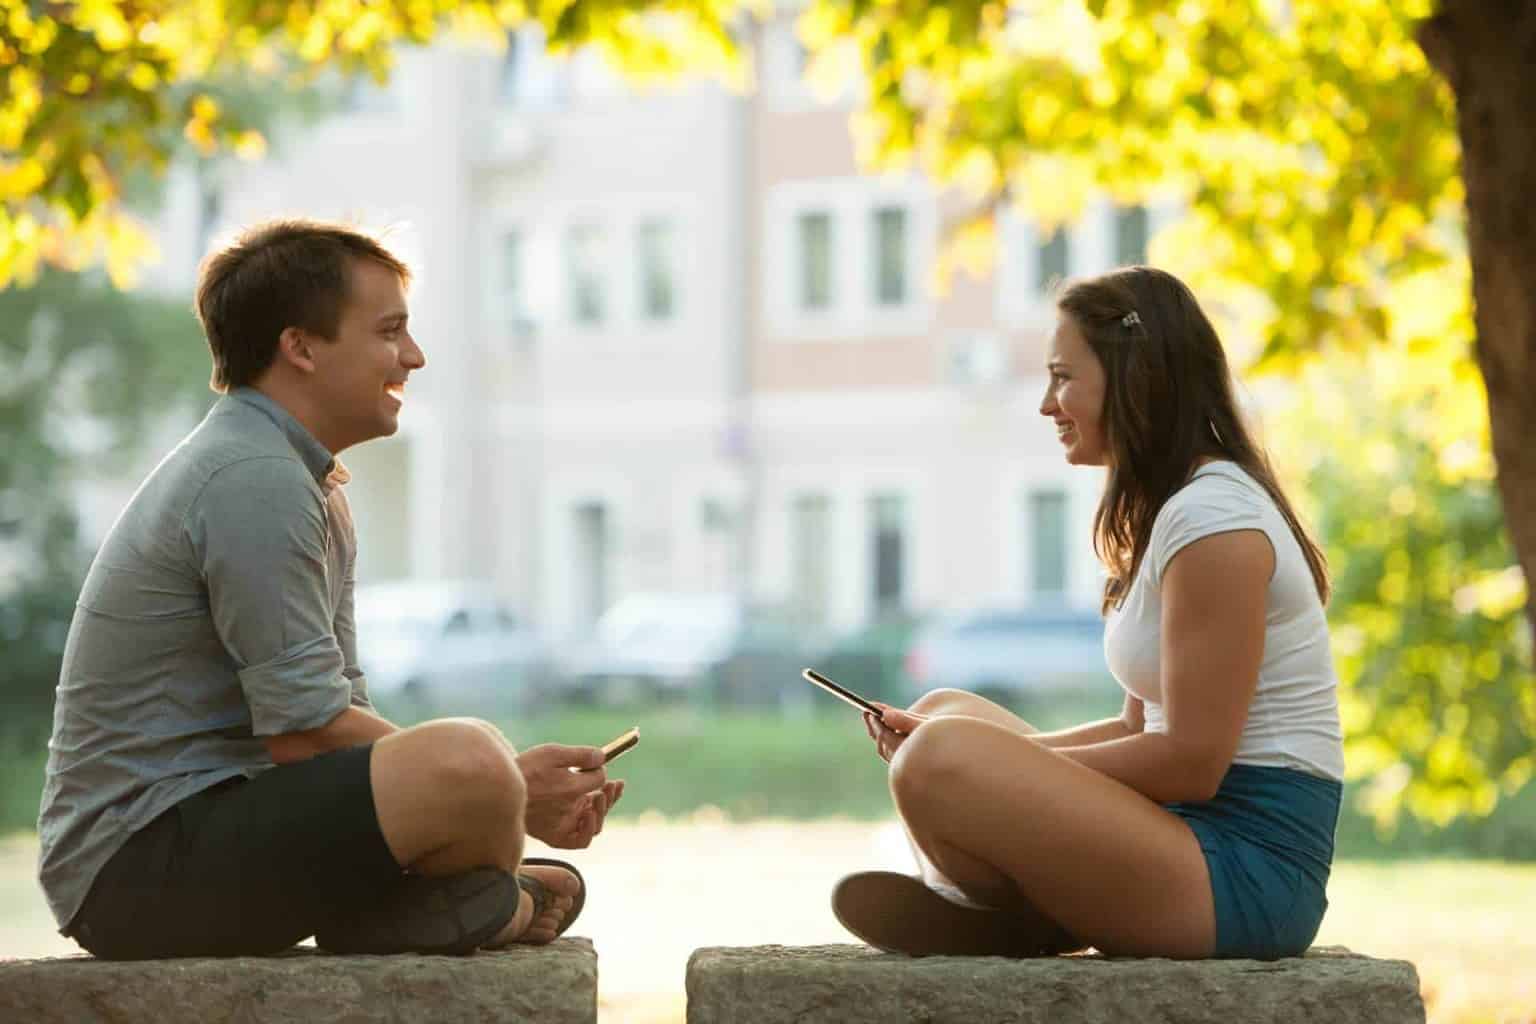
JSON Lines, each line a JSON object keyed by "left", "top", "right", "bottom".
{"left": 248, "top": 380, "right": 344, "bottom": 455}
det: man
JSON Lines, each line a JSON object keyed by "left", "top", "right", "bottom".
{"left": 37, "top": 219, "right": 621, "bottom": 958}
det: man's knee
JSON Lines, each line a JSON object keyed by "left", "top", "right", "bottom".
{"left": 413, "top": 719, "right": 526, "bottom": 816}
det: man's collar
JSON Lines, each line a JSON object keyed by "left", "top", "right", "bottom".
{"left": 227, "top": 387, "right": 338, "bottom": 488}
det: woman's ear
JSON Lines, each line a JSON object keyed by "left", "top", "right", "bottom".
{"left": 275, "top": 326, "right": 317, "bottom": 375}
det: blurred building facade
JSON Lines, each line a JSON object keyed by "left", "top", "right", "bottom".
{"left": 149, "top": 16, "right": 1177, "bottom": 647}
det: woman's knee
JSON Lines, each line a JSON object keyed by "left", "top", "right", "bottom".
{"left": 889, "top": 717, "right": 974, "bottom": 806}
{"left": 908, "top": 688, "right": 974, "bottom": 717}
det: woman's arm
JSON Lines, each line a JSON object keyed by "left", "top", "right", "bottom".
{"left": 1053, "top": 528, "right": 1273, "bottom": 803}
{"left": 1030, "top": 693, "right": 1144, "bottom": 749}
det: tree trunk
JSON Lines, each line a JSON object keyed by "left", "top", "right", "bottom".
{"left": 1420, "top": 3, "right": 1536, "bottom": 651}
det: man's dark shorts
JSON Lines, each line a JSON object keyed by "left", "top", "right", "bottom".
{"left": 69, "top": 744, "right": 403, "bottom": 959}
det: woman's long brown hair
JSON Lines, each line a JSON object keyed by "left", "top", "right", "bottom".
{"left": 1056, "top": 267, "right": 1330, "bottom": 613}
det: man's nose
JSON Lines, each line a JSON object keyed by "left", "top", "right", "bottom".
{"left": 404, "top": 334, "right": 426, "bottom": 369}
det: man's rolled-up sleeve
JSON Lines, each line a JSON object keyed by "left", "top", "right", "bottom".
{"left": 335, "top": 559, "right": 375, "bottom": 711}
{"left": 185, "top": 456, "right": 352, "bottom": 736}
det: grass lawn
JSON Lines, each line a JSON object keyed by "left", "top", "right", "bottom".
{"left": 1320, "top": 860, "right": 1536, "bottom": 1024}
{"left": 485, "top": 696, "right": 1127, "bottom": 821}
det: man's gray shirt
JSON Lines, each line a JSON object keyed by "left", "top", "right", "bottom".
{"left": 37, "top": 389, "right": 373, "bottom": 931}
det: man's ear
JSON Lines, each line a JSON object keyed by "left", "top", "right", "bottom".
{"left": 276, "top": 326, "right": 318, "bottom": 375}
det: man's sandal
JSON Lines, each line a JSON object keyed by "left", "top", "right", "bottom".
{"left": 316, "top": 866, "right": 520, "bottom": 956}
{"left": 516, "top": 857, "right": 586, "bottom": 937}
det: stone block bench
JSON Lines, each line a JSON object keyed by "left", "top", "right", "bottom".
{"left": 0, "top": 937, "right": 596, "bottom": 1024}
{"left": 686, "top": 944, "right": 1425, "bottom": 1024}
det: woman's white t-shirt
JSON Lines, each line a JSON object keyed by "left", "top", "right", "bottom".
{"left": 1103, "top": 461, "right": 1345, "bottom": 782}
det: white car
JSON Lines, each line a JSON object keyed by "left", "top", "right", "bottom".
{"left": 353, "top": 580, "right": 550, "bottom": 716}
{"left": 556, "top": 592, "right": 808, "bottom": 707}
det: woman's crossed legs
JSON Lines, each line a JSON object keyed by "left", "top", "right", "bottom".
{"left": 884, "top": 690, "right": 1215, "bottom": 958}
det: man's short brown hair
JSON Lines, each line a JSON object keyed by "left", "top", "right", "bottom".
{"left": 194, "top": 219, "right": 412, "bottom": 393}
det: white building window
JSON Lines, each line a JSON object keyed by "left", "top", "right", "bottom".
{"left": 767, "top": 179, "right": 935, "bottom": 339}
{"left": 790, "top": 493, "right": 832, "bottom": 626}
{"left": 798, "top": 211, "right": 834, "bottom": 311}
{"left": 637, "top": 218, "right": 677, "bottom": 322}
{"left": 871, "top": 205, "right": 908, "bottom": 306}
{"left": 497, "top": 228, "right": 534, "bottom": 340}
{"left": 572, "top": 501, "right": 611, "bottom": 628}
{"left": 1028, "top": 488, "right": 1070, "bottom": 597}
{"left": 1037, "top": 226, "right": 1070, "bottom": 295}
{"left": 1115, "top": 204, "right": 1149, "bottom": 266}
{"left": 869, "top": 493, "right": 907, "bottom": 618}
{"left": 566, "top": 223, "right": 608, "bottom": 326}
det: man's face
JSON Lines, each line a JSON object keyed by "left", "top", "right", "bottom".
{"left": 310, "top": 259, "right": 425, "bottom": 451}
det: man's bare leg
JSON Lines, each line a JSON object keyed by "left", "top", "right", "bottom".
{"left": 368, "top": 718, "right": 578, "bottom": 942}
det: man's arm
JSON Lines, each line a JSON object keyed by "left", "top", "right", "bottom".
{"left": 265, "top": 705, "right": 398, "bottom": 765}
{"left": 187, "top": 457, "right": 364, "bottom": 740}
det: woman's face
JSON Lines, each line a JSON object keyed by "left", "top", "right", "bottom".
{"left": 1040, "top": 315, "right": 1109, "bottom": 466}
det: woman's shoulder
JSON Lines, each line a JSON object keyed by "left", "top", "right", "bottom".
{"left": 1158, "top": 461, "right": 1270, "bottom": 524}
{"left": 1147, "top": 462, "right": 1275, "bottom": 584}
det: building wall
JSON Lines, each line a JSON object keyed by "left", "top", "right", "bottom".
{"left": 138, "top": 25, "right": 1181, "bottom": 646}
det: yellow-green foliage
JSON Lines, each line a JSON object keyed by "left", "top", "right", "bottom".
{"left": 1263, "top": 315, "right": 1534, "bottom": 828}
{"left": 0, "top": 0, "right": 742, "bottom": 286}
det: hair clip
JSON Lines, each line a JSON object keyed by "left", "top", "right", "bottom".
{"left": 1121, "top": 311, "right": 1142, "bottom": 328}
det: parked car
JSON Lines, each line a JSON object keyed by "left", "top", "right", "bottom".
{"left": 556, "top": 592, "right": 809, "bottom": 708}
{"left": 353, "top": 580, "right": 551, "bottom": 717}
{"left": 805, "top": 611, "right": 927, "bottom": 705}
{"left": 902, "top": 606, "right": 1113, "bottom": 704}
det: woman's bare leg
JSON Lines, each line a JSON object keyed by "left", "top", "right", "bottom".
{"left": 909, "top": 688, "right": 1040, "bottom": 736}
{"left": 900, "top": 689, "right": 1048, "bottom": 907}
{"left": 888, "top": 716, "right": 1216, "bottom": 958}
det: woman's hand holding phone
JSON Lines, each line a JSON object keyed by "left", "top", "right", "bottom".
{"left": 863, "top": 702, "right": 929, "bottom": 763}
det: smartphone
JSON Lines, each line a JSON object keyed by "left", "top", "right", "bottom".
{"left": 802, "top": 668, "right": 884, "bottom": 718}
{"left": 580, "top": 726, "right": 640, "bottom": 771}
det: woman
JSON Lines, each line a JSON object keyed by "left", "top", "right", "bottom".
{"left": 833, "top": 266, "right": 1344, "bottom": 961}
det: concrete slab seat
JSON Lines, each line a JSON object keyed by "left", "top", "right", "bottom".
{"left": 0, "top": 937, "right": 596, "bottom": 1024}
{"left": 686, "top": 944, "right": 1425, "bottom": 1024}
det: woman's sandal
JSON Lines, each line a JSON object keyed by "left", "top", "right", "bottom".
{"left": 832, "top": 871, "right": 1069, "bottom": 958}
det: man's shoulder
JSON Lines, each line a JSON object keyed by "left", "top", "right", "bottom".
{"left": 177, "top": 404, "right": 316, "bottom": 496}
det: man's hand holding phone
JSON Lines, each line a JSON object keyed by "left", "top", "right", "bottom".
{"left": 516, "top": 742, "right": 627, "bottom": 849}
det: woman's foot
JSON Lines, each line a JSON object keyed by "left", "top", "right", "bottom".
{"left": 832, "top": 871, "right": 1075, "bottom": 958}
{"left": 485, "top": 862, "right": 583, "bottom": 947}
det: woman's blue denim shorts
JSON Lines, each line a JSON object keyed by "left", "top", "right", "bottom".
{"left": 1165, "top": 762, "right": 1343, "bottom": 960}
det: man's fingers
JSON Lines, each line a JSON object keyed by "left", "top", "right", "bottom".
{"left": 537, "top": 743, "right": 607, "bottom": 772}
{"left": 561, "top": 765, "right": 608, "bottom": 792}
